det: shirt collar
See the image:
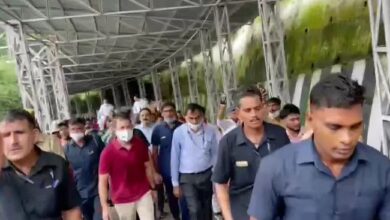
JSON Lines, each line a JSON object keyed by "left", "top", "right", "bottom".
{"left": 186, "top": 123, "right": 205, "bottom": 135}
{"left": 69, "top": 135, "right": 92, "bottom": 147}
{"left": 296, "top": 138, "right": 369, "bottom": 165}
{"left": 3, "top": 147, "right": 57, "bottom": 176}
{"left": 164, "top": 120, "right": 181, "bottom": 129}
{"left": 235, "top": 122, "right": 277, "bottom": 146}
{"left": 112, "top": 138, "right": 137, "bottom": 150}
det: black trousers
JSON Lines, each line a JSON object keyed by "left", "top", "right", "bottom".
{"left": 81, "top": 195, "right": 102, "bottom": 220}
{"left": 179, "top": 168, "right": 213, "bottom": 220}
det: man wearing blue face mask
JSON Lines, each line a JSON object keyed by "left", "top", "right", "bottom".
{"left": 171, "top": 103, "right": 219, "bottom": 220}
{"left": 99, "top": 111, "right": 157, "bottom": 220}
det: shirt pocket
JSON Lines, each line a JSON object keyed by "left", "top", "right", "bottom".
{"left": 352, "top": 188, "right": 383, "bottom": 216}
{"left": 232, "top": 160, "right": 253, "bottom": 187}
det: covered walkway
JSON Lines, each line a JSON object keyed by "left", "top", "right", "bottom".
{"left": 0, "top": 0, "right": 389, "bottom": 157}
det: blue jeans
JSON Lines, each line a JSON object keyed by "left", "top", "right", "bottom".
{"left": 81, "top": 195, "right": 102, "bottom": 220}
{"left": 162, "top": 175, "right": 190, "bottom": 220}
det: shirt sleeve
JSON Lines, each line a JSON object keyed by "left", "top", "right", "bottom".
{"left": 134, "top": 128, "right": 150, "bottom": 146}
{"left": 95, "top": 135, "right": 106, "bottom": 154}
{"left": 151, "top": 127, "right": 160, "bottom": 147}
{"left": 139, "top": 139, "right": 150, "bottom": 163}
{"left": 60, "top": 161, "right": 81, "bottom": 211}
{"left": 248, "top": 157, "right": 281, "bottom": 220}
{"left": 212, "top": 136, "right": 231, "bottom": 184}
{"left": 170, "top": 129, "right": 181, "bottom": 187}
{"left": 99, "top": 148, "right": 110, "bottom": 175}
{"left": 211, "top": 129, "right": 219, "bottom": 169}
{"left": 379, "top": 168, "right": 390, "bottom": 220}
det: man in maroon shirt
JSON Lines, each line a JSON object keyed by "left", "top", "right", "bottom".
{"left": 98, "top": 112, "right": 156, "bottom": 220}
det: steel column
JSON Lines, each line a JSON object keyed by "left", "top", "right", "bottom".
{"left": 169, "top": 58, "right": 183, "bottom": 111}
{"left": 111, "top": 84, "right": 120, "bottom": 108}
{"left": 45, "top": 40, "right": 71, "bottom": 120}
{"left": 3, "top": 21, "right": 45, "bottom": 129}
{"left": 121, "top": 80, "right": 132, "bottom": 106}
{"left": 74, "top": 99, "right": 81, "bottom": 116}
{"left": 184, "top": 48, "right": 200, "bottom": 103}
{"left": 86, "top": 92, "right": 93, "bottom": 115}
{"left": 151, "top": 69, "right": 162, "bottom": 102}
{"left": 200, "top": 29, "right": 219, "bottom": 123}
{"left": 214, "top": 4, "right": 237, "bottom": 108}
{"left": 31, "top": 58, "right": 53, "bottom": 132}
{"left": 368, "top": 0, "right": 390, "bottom": 157}
{"left": 137, "top": 77, "right": 147, "bottom": 99}
{"left": 258, "top": 0, "right": 290, "bottom": 103}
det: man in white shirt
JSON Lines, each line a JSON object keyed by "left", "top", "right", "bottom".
{"left": 135, "top": 108, "right": 156, "bottom": 151}
{"left": 98, "top": 99, "right": 114, "bottom": 131}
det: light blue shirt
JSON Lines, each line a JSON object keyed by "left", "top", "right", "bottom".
{"left": 171, "top": 123, "right": 219, "bottom": 187}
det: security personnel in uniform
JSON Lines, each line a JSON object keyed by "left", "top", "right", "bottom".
{"left": 248, "top": 74, "right": 390, "bottom": 220}
{"left": 0, "top": 109, "right": 82, "bottom": 220}
{"left": 212, "top": 87, "right": 290, "bottom": 220}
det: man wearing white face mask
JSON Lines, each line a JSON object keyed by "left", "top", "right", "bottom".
{"left": 65, "top": 118, "right": 106, "bottom": 220}
{"left": 267, "top": 97, "right": 281, "bottom": 120}
{"left": 171, "top": 103, "right": 219, "bottom": 220}
{"left": 99, "top": 112, "right": 156, "bottom": 220}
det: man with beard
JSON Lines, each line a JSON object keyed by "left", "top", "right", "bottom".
{"left": 279, "top": 104, "right": 304, "bottom": 143}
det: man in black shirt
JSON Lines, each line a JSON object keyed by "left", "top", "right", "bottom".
{"left": 0, "top": 109, "right": 82, "bottom": 220}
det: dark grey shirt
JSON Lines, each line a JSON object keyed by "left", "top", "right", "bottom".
{"left": 1, "top": 149, "right": 81, "bottom": 220}
{"left": 212, "top": 122, "right": 290, "bottom": 220}
{"left": 248, "top": 139, "right": 390, "bottom": 220}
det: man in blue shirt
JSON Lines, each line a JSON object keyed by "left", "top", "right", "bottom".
{"left": 65, "top": 118, "right": 105, "bottom": 220}
{"left": 151, "top": 102, "right": 189, "bottom": 220}
{"left": 171, "top": 103, "right": 219, "bottom": 220}
{"left": 248, "top": 74, "right": 390, "bottom": 220}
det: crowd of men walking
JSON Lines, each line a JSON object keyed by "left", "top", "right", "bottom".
{"left": 0, "top": 73, "right": 389, "bottom": 220}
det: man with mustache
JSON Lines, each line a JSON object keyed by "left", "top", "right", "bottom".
{"left": 0, "top": 109, "right": 82, "bottom": 220}
{"left": 212, "top": 87, "right": 290, "bottom": 220}
{"left": 248, "top": 74, "right": 390, "bottom": 220}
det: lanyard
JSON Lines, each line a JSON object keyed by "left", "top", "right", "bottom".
{"left": 188, "top": 128, "right": 206, "bottom": 148}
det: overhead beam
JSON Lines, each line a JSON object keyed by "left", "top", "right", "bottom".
{"left": 58, "top": 47, "right": 169, "bottom": 59}
{"left": 64, "top": 67, "right": 142, "bottom": 76}
{"left": 19, "top": 0, "right": 257, "bottom": 23}
{"left": 55, "top": 29, "right": 190, "bottom": 44}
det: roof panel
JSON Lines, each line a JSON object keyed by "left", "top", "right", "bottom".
{"left": 0, "top": 0, "right": 257, "bottom": 93}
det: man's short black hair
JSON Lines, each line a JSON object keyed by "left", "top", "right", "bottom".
{"left": 68, "top": 117, "right": 86, "bottom": 126}
{"left": 140, "top": 108, "right": 152, "bottom": 114}
{"left": 267, "top": 97, "right": 281, "bottom": 106}
{"left": 1, "top": 109, "right": 37, "bottom": 128}
{"left": 186, "top": 103, "right": 205, "bottom": 115}
{"left": 237, "top": 86, "right": 264, "bottom": 107}
{"left": 279, "top": 104, "right": 300, "bottom": 120}
{"left": 161, "top": 102, "right": 176, "bottom": 111}
{"left": 57, "top": 121, "right": 68, "bottom": 128}
{"left": 310, "top": 74, "right": 365, "bottom": 109}
{"left": 114, "top": 111, "right": 131, "bottom": 122}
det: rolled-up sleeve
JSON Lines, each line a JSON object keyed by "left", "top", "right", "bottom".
{"left": 170, "top": 129, "right": 181, "bottom": 187}
{"left": 248, "top": 157, "right": 280, "bottom": 220}
{"left": 212, "top": 136, "right": 231, "bottom": 184}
